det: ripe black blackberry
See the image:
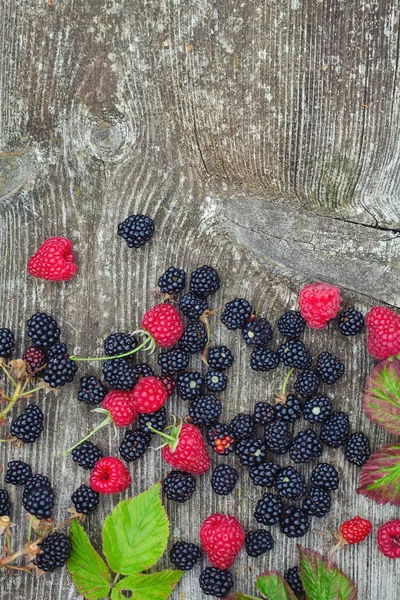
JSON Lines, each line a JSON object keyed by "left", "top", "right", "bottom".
{"left": 23, "top": 484, "right": 55, "bottom": 519}
{"left": 280, "top": 507, "right": 310, "bottom": 538}
{"left": 0, "top": 489, "right": 11, "bottom": 516}
{"left": 139, "top": 407, "right": 167, "bottom": 434}
{"left": 235, "top": 438, "right": 266, "bottom": 466}
{"left": 229, "top": 413, "right": 254, "bottom": 439}
{"left": 345, "top": 432, "right": 371, "bottom": 466}
{"left": 207, "top": 345, "right": 234, "bottom": 370}
{"left": 253, "top": 401, "right": 276, "bottom": 425}
{"left": 303, "top": 394, "right": 332, "bottom": 423}
{"left": 119, "top": 430, "right": 151, "bottom": 462}
{"left": 294, "top": 370, "right": 320, "bottom": 398}
{"left": 170, "top": 541, "right": 201, "bottom": 571}
{"left": 5, "top": 461, "right": 32, "bottom": 485}
{"left": 190, "top": 265, "right": 220, "bottom": 297}
{"left": 211, "top": 464, "right": 239, "bottom": 495}
{"left": 0, "top": 327, "right": 14, "bottom": 357}
{"left": 158, "top": 347, "right": 189, "bottom": 375}
{"left": 320, "top": 411, "right": 349, "bottom": 448}
{"left": 102, "top": 358, "right": 137, "bottom": 391}
{"left": 134, "top": 363, "right": 154, "bottom": 378}
{"left": 72, "top": 441, "right": 103, "bottom": 470}
{"left": 264, "top": 420, "right": 292, "bottom": 454}
{"left": 221, "top": 297, "right": 253, "bottom": 330}
{"left": 78, "top": 376, "right": 107, "bottom": 405}
{"left": 103, "top": 332, "right": 138, "bottom": 356}
{"left": 310, "top": 463, "right": 339, "bottom": 491}
{"left": 179, "top": 322, "right": 208, "bottom": 354}
{"left": 303, "top": 486, "right": 331, "bottom": 518}
{"left": 199, "top": 567, "right": 233, "bottom": 597}
{"left": 245, "top": 530, "right": 274, "bottom": 557}
{"left": 250, "top": 347, "right": 280, "bottom": 371}
{"left": 339, "top": 308, "right": 365, "bottom": 336}
{"left": 178, "top": 292, "right": 208, "bottom": 321}
{"left": 10, "top": 404, "right": 44, "bottom": 443}
{"left": 43, "top": 343, "right": 78, "bottom": 388}
{"left": 254, "top": 492, "right": 283, "bottom": 525}
{"left": 189, "top": 394, "right": 222, "bottom": 426}
{"left": 249, "top": 461, "right": 281, "bottom": 487}
{"left": 242, "top": 318, "right": 273, "bottom": 347}
{"left": 71, "top": 485, "right": 100, "bottom": 515}
{"left": 285, "top": 566, "right": 305, "bottom": 596}
{"left": 24, "top": 474, "right": 51, "bottom": 496}
{"left": 163, "top": 470, "right": 196, "bottom": 503}
{"left": 176, "top": 371, "right": 203, "bottom": 400}
{"left": 316, "top": 352, "right": 345, "bottom": 384}
{"left": 289, "top": 429, "right": 323, "bottom": 464}
{"left": 207, "top": 423, "right": 235, "bottom": 455}
{"left": 117, "top": 214, "right": 155, "bottom": 248}
{"left": 27, "top": 312, "right": 60, "bottom": 349}
{"left": 278, "top": 310, "right": 306, "bottom": 339}
{"left": 277, "top": 340, "right": 312, "bottom": 369}
{"left": 22, "top": 345, "right": 47, "bottom": 376}
{"left": 34, "top": 532, "right": 71, "bottom": 572}
{"left": 275, "top": 466, "right": 306, "bottom": 500}
{"left": 158, "top": 266, "right": 186, "bottom": 294}
{"left": 274, "top": 394, "right": 302, "bottom": 423}
{"left": 205, "top": 369, "right": 227, "bottom": 393}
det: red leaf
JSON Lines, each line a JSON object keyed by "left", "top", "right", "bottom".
{"left": 357, "top": 444, "right": 400, "bottom": 506}
{"left": 362, "top": 359, "right": 400, "bottom": 436}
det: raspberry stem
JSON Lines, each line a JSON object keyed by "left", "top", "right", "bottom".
{"left": 69, "top": 333, "right": 154, "bottom": 362}
{"left": 63, "top": 414, "right": 113, "bottom": 455}
{"left": 147, "top": 418, "right": 183, "bottom": 452}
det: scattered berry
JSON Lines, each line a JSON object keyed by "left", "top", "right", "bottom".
{"left": 22, "top": 345, "right": 47, "bottom": 376}
{"left": 72, "top": 441, "right": 103, "bottom": 470}
{"left": 310, "top": 463, "right": 339, "bottom": 491}
{"left": 10, "top": 404, "right": 44, "bottom": 443}
{"left": 285, "top": 566, "right": 305, "bottom": 596}
{"left": 242, "top": 318, "right": 272, "bottom": 347}
{"left": 78, "top": 376, "right": 107, "bottom": 405}
{"left": 141, "top": 303, "right": 184, "bottom": 348}
{"left": 245, "top": 530, "right": 274, "bottom": 557}
{"left": 170, "top": 541, "right": 201, "bottom": 570}
{"left": 345, "top": 432, "right": 371, "bottom": 467}
{"left": 103, "top": 332, "right": 138, "bottom": 356}
{"left": 178, "top": 322, "right": 208, "bottom": 354}
{"left": 23, "top": 474, "right": 51, "bottom": 495}
{"left": 278, "top": 310, "right": 306, "bottom": 338}
{"left": 119, "top": 430, "right": 151, "bottom": 462}
{"left": 365, "top": 306, "right": 400, "bottom": 360}
{"left": 134, "top": 363, "right": 154, "bottom": 378}
{"left": 339, "top": 308, "right": 365, "bottom": 336}
{"left": 158, "top": 375, "right": 176, "bottom": 396}
{"left": 163, "top": 470, "right": 196, "bottom": 503}
{"left": 303, "top": 394, "right": 332, "bottom": 423}
{"left": 303, "top": 486, "right": 331, "bottom": 518}
{"left": 211, "top": 465, "right": 238, "bottom": 495}
{"left": 176, "top": 371, "right": 203, "bottom": 400}
{"left": 377, "top": 520, "right": 400, "bottom": 559}
{"left": 280, "top": 506, "right": 310, "bottom": 538}
{"left": 200, "top": 513, "right": 245, "bottom": 570}
{"left": 34, "top": 532, "right": 71, "bottom": 572}
{"left": 289, "top": 429, "right": 323, "bottom": 464}
{"left": 102, "top": 358, "right": 137, "bottom": 391}
{"left": 0, "top": 489, "right": 11, "bottom": 516}
{"left": 204, "top": 370, "right": 227, "bottom": 393}
{"left": 249, "top": 462, "right": 281, "bottom": 487}
{"left": 0, "top": 328, "right": 14, "bottom": 357}
{"left": 71, "top": 485, "right": 100, "bottom": 515}
{"left": 275, "top": 466, "right": 307, "bottom": 500}
{"left": 28, "top": 237, "right": 77, "bottom": 281}
{"left": 207, "top": 423, "right": 235, "bottom": 455}
{"left": 5, "top": 461, "right": 32, "bottom": 485}
{"left": 250, "top": 347, "right": 280, "bottom": 371}
{"left": 138, "top": 407, "right": 166, "bottom": 435}
{"left": 320, "top": 411, "right": 349, "bottom": 448}
{"left": 339, "top": 516, "right": 372, "bottom": 544}
{"left": 207, "top": 346, "right": 234, "bottom": 370}
{"left": 158, "top": 347, "right": 189, "bottom": 375}
{"left": 189, "top": 395, "right": 222, "bottom": 426}
{"left": 254, "top": 493, "right": 283, "bottom": 526}
{"left": 178, "top": 292, "right": 208, "bottom": 321}
{"left": 275, "top": 394, "right": 302, "bottom": 423}
{"left": 27, "top": 312, "right": 60, "bottom": 349}
{"left": 117, "top": 214, "right": 155, "bottom": 248}
{"left": 221, "top": 298, "right": 253, "bottom": 330}
{"left": 264, "top": 420, "right": 292, "bottom": 454}
{"left": 102, "top": 390, "right": 138, "bottom": 427}
{"left": 89, "top": 457, "right": 132, "bottom": 495}
{"left": 190, "top": 265, "right": 220, "bottom": 297}
{"left": 277, "top": 340, "right": 312, "bottom": 369}
{"left": 158, "top": 266, "right": 186, "bottom": 294}
{"left": 162, "top": 423, "right": 211, "bottom": 475}
{"left": 229, "top": 413, "right": 254, "bottom": 440}
{"left": 316, "top": 351, "right": 345, "bottom": 384}
{"left": 299, "top": 282, "right": 341, "bottom": 329}
{"left": 42, "top": 343, "right": 78, "bottom": 387}
{"left": 235, "top": 438, "right": 266, "bottom": 466}
{"left": 294, "top": 369, "right": 320, "bottom": 398}
{"left": 23, "top": 483, "right": 55, "bottom": 519}
{"left": 132, "top": 376, "right": 168, "bottom": 413}
{"left": 253, "top": 401, "right": 276, "bottom": 425}
{"left": 199, "top": 567, "right": 233, "bottom": 598}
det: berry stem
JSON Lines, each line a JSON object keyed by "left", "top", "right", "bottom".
{"left": 27, "top": 516, "right": 34, "bottom": 544}
{"left": 327, "top": 540, "right": 345, "bottom": 571}
{"left": 281, "top": 368, "right": 294, "bottom": 396}
{"left": 69, "top": 333, "right": 154, "bottom": 362}
{"left": 19, "top": 384, "right": 47, "bottom": 397}
{"left": 5, "top": 530, "right": 11, "bottom": 554}
{"left": 0, "top": 363, "right": 17, "bottom": 387}
{"left": 0, "top": 381, "right": 23, "bottom": 421}
{"left": 63, "top": 414, "right": 112, "bottom": 455}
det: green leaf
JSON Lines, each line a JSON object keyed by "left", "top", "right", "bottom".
{"left": 299, "top": 547, "right": 357, "bottom": 600}
{"left": 115, "top": 570, "right": 183, "bottom": 599}
{"left": 67, "top": 519, "right": 111, "bottom": 600}
{"left": 363, "top": 358, "right": 400, "bottom": 435}
{"left": 357, "top": 443, "right": 400, "bottom": 505}
{"left": 228, "top": 594, "right": 261, "bottom": 600}
{"left": 111, "top": 590, "right": 125, "bottom": 600}
{"left": 256, "top": 571, "right": 297, "bottom": 599}
{"left": 102, "top": 483, "right": 169, "bottom": 575}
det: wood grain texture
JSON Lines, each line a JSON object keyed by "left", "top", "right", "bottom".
{"left": 0, "top": 0, "right": 399, "bottom": 599}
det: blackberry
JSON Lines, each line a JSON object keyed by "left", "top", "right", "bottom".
{"left": 294, "top": 370, "right": 320, "bottom": 398}
{"left": 0, "top": 327, "right": 14, "bottom": 357}
{"left": 119, "top": 430, "right": 151, "bottom": 462}
{"left": 275, "top": 466, "right": 307, "bottom": 500}
{"left": 158, "top": 375, "right": 175, "bottom": 396}
{"left": 78, "top": 376, "right": 107, "bottom": 405}
{"left": 189, "top": 394, "right": 222, "bottom": 426}
{"left": 23, "top": 345, "right": 47, "bottom": 376}
{"left": 211, "top": 464, "right": 239, "bottom": 495}
{"left": 71, "top": 485, "right": 100, "bottom": 515}
{"left": 170, "top": 541, "right": 201, "bottom": 571}
{"left": 345, "top": 432, "right": 371, "bottom": 466}
{"left": 289, "top": 429, "right": 323, "bottom": 464}
{"left": 103, "top": 332, "right": 138, "bottom": 356}
{"left": 207, "top": 346, "right": 234, "bottom": 370}
{"left": 316, "top": 352, "right": 345, "bottom": 384}
{"left": 134, "top": 362, "right": 154, "bottom": 378}
{"left": 179, "top": 322, "right": 208, "bottom": 354}
{"left": 339, "top": 308, "right": 365, "bottom": 336}
{"left": 43, "top": 344, "right": 78, "bottom": 387}
{"left": 102, "top": 358, "right": 138, "bottom": 391}
{"left": 205, "top": 370, "right": 227, "bottom": 393}
{"left": 158, "top": 266, "right": 186, "bottom": 294}
{"left": 277, "top": 340, "right": 312, "bottom": 369}
{"left": 5, "top": 461, "right": 32, "bottom": 485}
{"left": 274, "top": 394, "right": 302, "bottom": 423}
{"left": 23, "top": 484, "right": 55, "bottom": 519}
{"left": 278, "top": 310, "right": 306, "bottom": 338}
{"left": 24, "top": 474, "right": 51, "bottom": 496}
{"left": 302, "top": 486, "right": 331, "bottom": 518}
{"left": 190, "top": 265, "right": 220, "bottom": 297}
{"left": 0, "top": 489, "right": 11, "bottom": 516}
{"left": 207, "top": 423, "right": 235, "bottom": 455}
{"left": 285, "top": 566, "right": 305, "bottom": 596}
{"left": 235, "top": 438, "right": 266, "bottom": 466}
{"left": 254, "top": 492, "right": 283, "bottom": 525}
{"left": 245, "top": 530, "right": 274, "bottom": 557}
{"left": 320, "top": 411, "right": 349, "bottom": 448}
{"left": 242, "top": 318, "right": 272, "bottom": 347}
{"left": 199, "top": 567, "right": 233, "bottom": 598}
{"left": 10, "top": 404, "right": 44, "bottom": 443}
{"left": 158, "top": 348, "right": 189, "bottom": 375}
{"left": 249, "top": 462, "right": 281, "bottom": 487}
{"left": 253, "top": 401, "right": 276, "bottom": 425}
{"left": 310, "top": 463, "right": 339, "bottom": 491}
{"left": 178, "top": 292, "right": 208, "bottom": 321}
{"left": 264, "top": 420, "right": 292, "bottom": 454}
{"left": 250, "top": 347, "right": 280, "bottom": 371}
{"left": 139, "top": 407, "right": 166, "bottom": 434}
{"left": 27, "top": 312, "right": 60, "bottom": 349}
{"left": 221, "top": 297, "right": 253, "bottom": 330}
{"left": 34, "top": 532, "right": 71, "bottom": 572}
{"left": 303, "top": 394, "right": 332, "bottom": 423}
{"left": 280, "top": 507, "right": 309, "bottom": 538}
{"left": 117, "top": 214, "right": 155, "bottom": 248}
{"left": 176, "top": 371, "right": 203, "bottom": 400}
{"left": 72, "top": 441, "right": 103, "bottom": 470}
{"left": 163, "top": 470, "right": 196, "bottom": 503}
{"left": 230, "top": 413, "right": 254, "bottom": 440}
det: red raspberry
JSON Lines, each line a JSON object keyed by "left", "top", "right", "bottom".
{"left": 28, "top": 237, "right": 77, "bottom": 282}
{"left": 89, "top": 456, "right": 131, "bottom": 494}
{"left": 132, "top": 376, "right": 168, "bottom": 413}
{"left": 200, "top": 514, "right": 245, "bottom": 569}
{"left": 339, "top": 516, "right": 372, "bottom": 545}
{"left": 377, "top": 520, "right": 400, "bottom": 559}
{"left": 158, "top": 375, "right": 176, "bottom": 397}
{"left": 162, "top": 423, "right": 211, "bottom": 475}
{"left": 22, "top": 346, "right": 47, "bottom": 376}
{"left": 365, "top": 306, "right": 400, "bottom": 360}
{"left": 141, "top": 304, "right": 184, "bottom": 347}
{"left": 102, "top": 390, "right": 138, "bottom": 426}
{"left": 298, "top": 282, "right": 341, "bottom": 329}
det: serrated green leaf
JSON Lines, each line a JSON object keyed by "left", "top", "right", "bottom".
{"left": 67, "top": 520, "right": 111, "bottom": 600}
{"left": 115, "top": 570, "right": 183, "bottom": 599}
{"left": 256, "top": 571, "right": 297, "bottom": 599}
{"left": 110, "top": 590, "right": 125, "bottom": 600}
{"left": 357, "top": 443, "right": 400, "bottom": 505}
{"left": 363, "top": 359, "right": 400, "bottom": 435}
{"left": 299, "top": 547, "right": 357, "bottom": 600}
{"left": 102, "top": 483, "right": 169, "bottom": 575}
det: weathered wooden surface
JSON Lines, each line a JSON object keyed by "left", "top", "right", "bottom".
{"left": 1, "top": 0, "right": 400, "bottom": 598}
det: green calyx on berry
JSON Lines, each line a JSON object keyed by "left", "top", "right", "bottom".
{"left": 147, "top": 417, "right": 183, "bottom": 452}
{"left": 69, "top": 331, "right": 156, "bottom": 363}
